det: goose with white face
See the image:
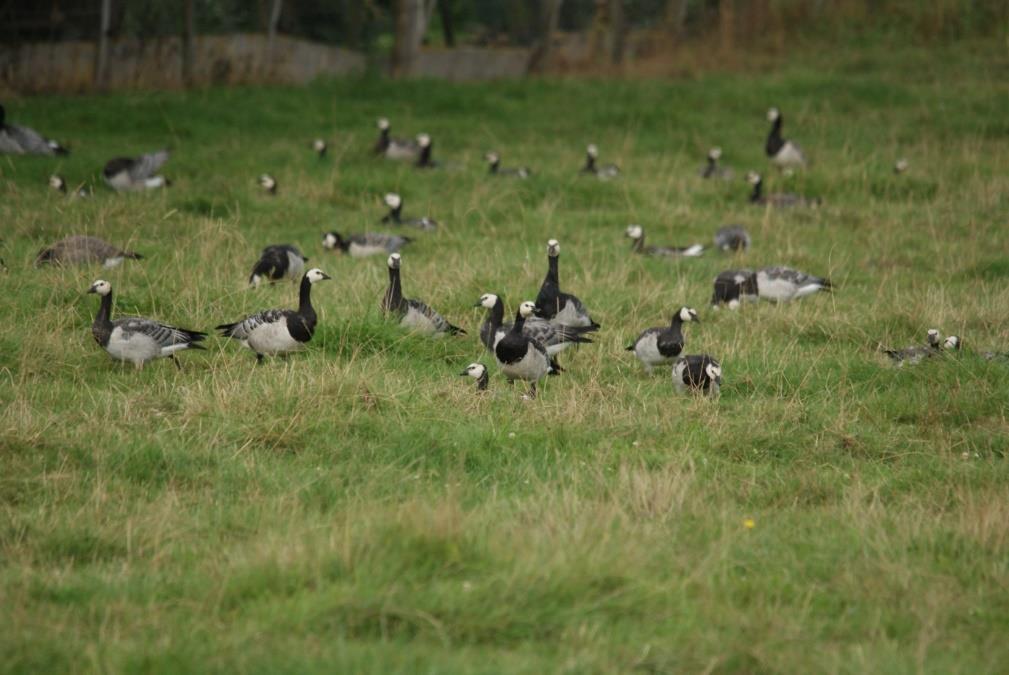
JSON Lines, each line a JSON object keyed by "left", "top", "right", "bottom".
{"left": 672, "top": 355, "right": 722, "bottom": 397}
{"left": 459, "top": 362, "right": 489, "bottom": 391}
{"left": 258, "top": 174, "right": 277, "bottom": 193}
{"left": 384, "top": 192, "right": 402, "bottom": 210}
{"left": 49, "top": 174, "right": 66, "bottom": 192}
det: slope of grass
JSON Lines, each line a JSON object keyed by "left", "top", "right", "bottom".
{"left": 2, "top": 42, "right": 1008, "bottom": 673}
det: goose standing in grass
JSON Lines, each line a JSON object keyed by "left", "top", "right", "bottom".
{"left": 0, "top": 104, "right": 68, "bottom": 155}
{"left": 495, "top": 301, "right": 552, "bottom": 399}
{"left": 374, "top": 117, "right": 418, "bottom": 160}
{"left": 87, "top": 279, "right": 206, "bottom": 370}
{"left": 36, "top": 235, "right": 142, "bottom": 268}
{"left": 249, "top": 244, "right": 307, "bottom": 288}
{"left": 711, "top": 269, "right": 758, "bottom": 309}
{"left": 322, "top": 231, "right": 411, "bottom": 258}
{"left": 218, "top": 268, "right": 330, "bottom": 363}
{"left": 312, "top": 139, "right": 327, "bottom": 158}
{"left": 672, "top": 355, "right": 722, "bottom": 396}
{"left": 625, "top": 225, "right": 704, "bottom": 258}
{"left": 765, "top": 108, "right": 807, "bottom": 170}
{"left": 581, "top": 144, "right": 620, "bottom": 179}
{"left": 746, "top": 171, "right": 819, "bottom": 208}
{"left": 415, "top": 134, "right": 437, "bottom": 169}
{"left": 382, "top": 253, "right": 464, "bottom": 336}
{"left": 460, "top": 363, "right": 489, "bottom": 391}
{"left": 535, "top": 239, "right": 600, "bottom": 329}
{"left": 381, "top": 193, "right": 437, "bottom": 231}
{"left": 103, "top": 150, "right": 170, "bottom": 191}
{"left": 884, "top": 329, "right": 942, "bottom": 366}
{"left": 756, "top": 266, "right": 832, "bottom": 302}
{"left": 485, "top": 152, "right": 531, "bottom": 178}
{"left": 699, "top": 147, "right": 733, "bottom": 179}
{"left": 627, "top": 307, "right": 700, "bottom": 374}
{"left": 477, "top": 292, "right": 594, "bottom": 374}
{"left": 713, "top": 225, "right": 751, "bottom": 252}
{"left": 258, "top": 174, "right": 278, "bottom": 195}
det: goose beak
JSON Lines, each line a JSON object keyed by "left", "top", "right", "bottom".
{"left": 320, "top": 272, "right": 332, "bottom": 280}
{"left": 458, "top": 370, "right": 470, "bottom": 376}
{"left": 473, "top": 302, "right": 483, "bottom": 308}
{"left": 86, "top": 285, "right": 97, "bottom": 294}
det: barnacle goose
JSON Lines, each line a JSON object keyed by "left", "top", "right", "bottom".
{"left": 381, "top": 193, "right": 437, "bottom": 231}
{"left": 322, "top": 231, "right": 411, "bottom": 258}
{"left": 581, "top": 144, "right": 620, "bottom": 179}
{"left": 713, "top": 225, "right": 751, "bottom": 252}
{"left": 258, "top": 174, "right": 278, "bottom": 195}
{"left": 711, "top": 269, "right": 758, "bottom": 309}
{"left": 249, "top": 244, "right": 308, "bottom": 288}
{"left": 756, "top": 267, "right": 832, "bottom": 302}
{"left": 672, "top": 355, "right": 722, "bottom": 396}
{"left": 374, "top": 117, "right": 419, "bottom": 160}
{"left": 217, "top": 268, "right": 331, "bottom": 363}
{"left": 415, "top": 133, "right": 438, "bottom": 169}
{"left": 382, "top": 253, "right": 464, "bottom": 336}
{"left": 87, "top": 279, "right": 205, "bottom": 369}
{"left": 625, "top": 225, "right": 704, "bottom": 258}
{"left": 535, "top": 239, "right": 600, "bottom": 329}
{"left": 700, "top": 147, "right": 733, "bottom": 180}
{"left": 746, "top": 171, "right": 819, "bottom": 208}
{"left": 0, "top": 104, "right": 68, "bottom": 155}
{"left": 485, "top": 152, "right": 531, "bottom": 178}
{"left": 36, "top": 235, "right": 142, "bottom": 268}
{"left": 103, "top": 150, "right": 170, "bottom": 191}
{"left": 460, "top": 363, "right": 489, "bottom": 391}
{"left": 312, "top": 138, "right": 327, "bottom": 157}
{"left": 894, "top": 158, "right": 910, "bottom": 174}
{"left": 477, "top": 292, "right": 594, "bottom": 374}
{"left": 495, "top": 301, "right": 552, "bottom": 399}
{"left": 943, "top": 335, "right": 961, "bottom": 352}
{"left": 765, "top": 108, "right": 807, "bottom": 169}
{"left": 883, "top": 329, "right": 942, "bottom": 366}
{"left": 627, "top": 307, "right": 699, "bottom": 374}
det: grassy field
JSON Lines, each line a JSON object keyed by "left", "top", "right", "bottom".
{"left": 2, "top": 42, "right": 1009, "bottom": 673}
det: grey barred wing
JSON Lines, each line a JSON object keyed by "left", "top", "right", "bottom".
{"left": 115, "top": 317, "right": 206, "bottom": 347}
{"left": 217, "top": 308, "right": 290, "bottom": 340}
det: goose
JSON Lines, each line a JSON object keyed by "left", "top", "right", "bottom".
{"left": 87, "top": 279, "right": 206, "bottom": 370}
{"left": 765, "top": 108, "right": 807, "bottom": 169}
{"left": 103, "top": 150, "right": 170, "bottom": 191}
{"left": 495, "top": 301, "right": 552, "bottom": 399}
{"left": 672, "top": 355, "right": 722, "bottom": 396}
{"left": 460, "top": 363, "right": 489, "bottom": 391}
{"left": 36, "top": 235, "right": 142, "bottom": 268}
{"left": 894, "top": 158, "right": 909, "bottom": 174}
{"left": 756, "top": 266, "right": 832, "bottom": 302}
{"left": 218, "top": 268, "right": 330, "bottom": 363}
{"left": 322, "top": 231, "right": 411, "bottom": 258}
{"left": 581, "top": 144, "right": 620, "bottom": 179}
{"left": 485, "top": 152, "right": 531, "bottom": 178}
{"left": 0, "top": 104, "right": 68, "bottom": 155}
{"left": 713, "top": 225, "right": 751, "bottom": 252}
{"left": 943, "top": 335, "right": 961, "bottom": 352}
{"left": 382, "top": 253, "right": 464, "bottom": 336}
{"left": 49, "top": 175, "right": 91, "bottom": 198}
{"left": 625, "top": 225, "right": 704, "bottom": 258}
{"left": 374, "top": 117, "right": 419, "bottom": 160}
{"left": 312, "top": 138, "right": 327, "bottom": 157}
{"left": 627, "top": 306, "right": 700, "bottom": 374}
{"left": 381, "top": 193, "right": 437, "bottom": 231}
{"left": 884, "top": 329, "right": 942, "bottom": 366}
{"left": 746, "top": 171, "right": 819, "bottom": 208}
{"left": 711, "top": 269, "right": 758, "bottom": 309}
{"left": 415, "top": 133, "right": 437, "bottom": 169}
{"left": 700, "top": 147, "right": 733, "bottom": 180}
{"left": 476, "top": 292, "right": 594, "bottom": 374}
{"left": 535, "top": 239, "right": 600, "bottom": 329}
{"left": 258, "top": 174, "right": 278, "bottom": 195}
{"left": 249, "top": 244, "right": 307, "bottom": 288}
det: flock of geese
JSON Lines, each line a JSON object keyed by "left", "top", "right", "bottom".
{"left": 4, "top": 102, "right": 991, "bottom": 398}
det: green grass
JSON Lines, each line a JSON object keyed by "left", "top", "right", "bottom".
{"left": 2, "top": 42, "right": 1009, "bottom": 673}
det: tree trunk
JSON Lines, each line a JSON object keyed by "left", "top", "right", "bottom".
{"left": 439, "top": 0, "right": 455, "bottom": 47}
{"left": 181, "top": 0, "right": 195, "bottom": 87}
{"left": 527, "top": 0, "right": 563, "bottom": 74}
{"left": 391, "top": 0, "right": 425, "bottom": 77}
{"left": 608, "top": 0, "right": 626, "bottom": 65}
{"left": 95, "top": 0, "right": 112, "bottom": 89}
{"left": 266, "top": 0, "right": 283, "bottom": 77}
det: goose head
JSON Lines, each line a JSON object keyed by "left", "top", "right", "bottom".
{"left": 312, "top": 138, "right": 327, "bottom": 154}
{"left": 519, "top": 301, "right": 537, "bottom": 319}
{"left": 745, "top": 171, "right": 762, "bottom": 186}
{"left": 767, "top": 107, "right": 780, "bottom": 122}
{"left": 476, "top": 293, "right": 499, "bottom": 309}
{"left": 625, "top": 225, "right": 644, "bottom": 240}
{"left": 321, "top": 232, "right": 342, "bottom": 250}
{"left": 547, "top": 239, "right": 560, "bottom": 257}
{"left": 384, "top": 192, "right": 402, "bottom": 210}
{"left": 586, "top": 144, "right": 599, "bottom": 158}
{"left": 87, "top": 279, "right": 112, "bottom": 296}
{"left": 894, "top": 158, "right": 909, "bottom": 174}
{"left": 305, "top": 268, "right": 331, "bottom": 284}
{"left": 387, "top": 252, "right": 401, "bottom": 270}
{"left": 678, "top": 307, "right": 700, "bottom": 323}
{"left": 460, "top": 362, "right": 486, "bottom": 379}
{"left": 943, "top": 335, "right": 961, "bottom": 351}
{"left": 417, "top": 133, "right": 431, "bottom": 148}
{"left": 49, "top": 174, "right": 66, "bottom": 192}
{"left": 258, "top": 174, "right": 277, "bottom": 191}
{"left": 485, "top": 151, "right": 500, "bottom": 165}
{"left": 926, "top": 328, "right": 941, "bottom": 347}
{"left": 377, "top": 117, "right": 390, "bottom": 130}
{"left": 708, "top": 147, "right": 722, "bottom": 160}
{"left": 705, "top": 362, "right": 722, "bottom": 385}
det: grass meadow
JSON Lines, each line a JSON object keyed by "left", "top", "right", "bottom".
{"left": 2, "top": 41, "right": 1009, "bottom": 673}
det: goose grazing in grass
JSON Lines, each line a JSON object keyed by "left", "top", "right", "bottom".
{"left": 36, "top": 235, "right": 142, "bottom": 268}
{"left": 374, "top": 117, "right": 419, "bottom": 160}
{"left": 714, "top": 225, "right": 751, "bottom": 252}
{"left": 460, "top": 363, "right": 489, "bottom": 391}
{"left": 415, "top": 133, "right": 437, "bottom": 169}
{"left": 746, "top": 171, "right": 819, "bottom": 208}
{"left": 672, "top": 355, "right": 722, "bottom": 397}
{"left": 627, "top": 306, "right": 699, "bottom": 374}
{"left": 381, "top": 193, "right": 437, "bottom": 231}
{"left": 0, "top": 104, "right": 68, "bottom": 155}
{"left": 884, "top": 329, "right": 942, "bottom": 366}
{"left": 894, "top": 158, "right": 909, "bottom": 174}
{"left": 477, "top": 292, "right": 594, "bottom": 374}
{"left": 535, "top": 239, "right": 600, "bottom": 329}
{"left": 711, "top": 269, "right": 758, "bottom": 309}
{"left": 485, "top": 152, "right": 531, "bottom": 178}
{"left": 382, "top": 253, "right": 464, "bottom": 336}
{"left": 700, "top": 147, "right": 733, "bottom": 180}
{"left": 258, "top": 173, "right": 278, "bottom": 195}
{"left": 581, "top": 144, "right": 620, "bottom": 179}
{"left": 322, "top": 231, "right": 411, "bottom": 258}
{"left": 495, "top": 301, "right": 552, "bottom": 399}
{"left": 49, "top": 175, "right": 91, "bottom": 198}
{"left": 87, "top": 279, "right": 206, "bottom": 370}
{"left": 312, "top": 138, "right": 327, "bottom": 157}
{"left": 943, "top": 335, "right": 961, "bottom": 352}
{"left": 625, "top": 225, "right": 704, "bottom": 258}
{"left": 765, "top": 108, "right": 807, "bottom": 170}
{"left": 756, "top": 266, "right": 832, "bottom": 302}
{"left": 103, "top": 150, "right": 170, "bottom": 191}
{"left": 249, "top": 244, "right": 307, "bottom": 288}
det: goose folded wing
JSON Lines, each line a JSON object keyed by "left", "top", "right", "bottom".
{"left": 7, "top": 124, "right": 53, "bottom": 155}
{"left": 218, "top": 309, "right": 290, "bottom": 340}
{"left": 116, "top": 317, "right": 206, "bottom": 346}
{"left": 407, "top": 299, "right": 463, "bottom": 334}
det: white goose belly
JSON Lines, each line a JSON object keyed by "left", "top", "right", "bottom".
{"left": 499, "top": 347, "right": 550, "bottom": 382}
{"left": 634, "top": 333, "right": 670, "bottom": 367}
{"left": 247, "top": 319, "right": 302, "bottom": 355}
{"left": 400, "top": 306, "right": 437, "bottom": 334}
{"left": 349, "top": 242, "right": 388, "bottom": 258}
{"left": 772, "top": 142, "right": 805, "bottom": 167}
{"left": 756, "top": 275, "right": 797, "bottom": 302}
{"left": 106, "top": 327, "right": 162, "bottom": 364}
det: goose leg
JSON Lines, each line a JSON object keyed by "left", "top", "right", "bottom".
{"left": 256, "top": 353, "right": 265, "bottom": 365}
{"left": 526, "top": 382, "right": 537, "bottom": 399}
{"left": 170, "top": 354, "right": 182, "bottom": 371}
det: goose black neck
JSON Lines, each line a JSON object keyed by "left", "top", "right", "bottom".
{"left": 95, "top": 291, "right": 113, "bottom": 328}
{"left": 489, "top": 161, "right": 499, "bottom": 173}
{"left": 584, "top": 155, "right": 596, "bottom": 171}
{"left": 488, "top": 297, "right": 505, "bottom": 332}
{"left": 670, "top": 313, "right": 684, "bottom": 327}
{"left": 630, "top": 236, "right": 644, "bottom": 253}
{"left": 388, "top": 204, "right": 402, "bottom": 223}
{"left": 476, "top": 370, "right": 489, "bottom": 390}
{"left": 766, "top": 117, "right": 783, "bottom": 155}
{"left": 703, "top": 156, "right": 716, "bottom": 178}
{"left": 512, "top": 309, "right": 527, "bottom": 333}
{"left": 546, "top": 255, "right": 559, "bottom": 285}
{"left": 297, "top": 275, "right": 315, "bottom": 316}
{"left": 385, "top": 266, "right": 403, "bottom": 308}
{"left": 418, "top": 145, "right": 432, "bottom": 166}
{"left": 749, "top": 178, "right": 763, "bottom": 203}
